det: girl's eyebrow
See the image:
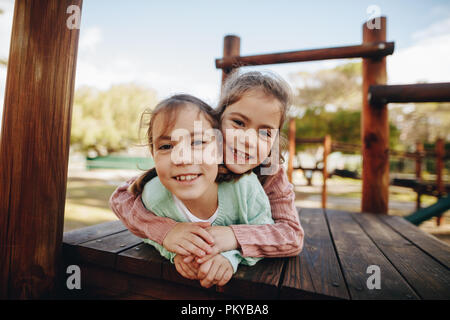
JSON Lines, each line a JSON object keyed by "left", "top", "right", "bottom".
{"left": 228, "top": 112, "right": 276, "bottom": 130}
{"left": 155, "top": 131, "right": 204, "bottom": 144}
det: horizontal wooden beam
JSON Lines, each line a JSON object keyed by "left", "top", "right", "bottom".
{"left": 216, "top": 42, "right": 394, "bottom": 69}
{"left": 369, "top": 82, "right": 450, "bottom": 105}
{"left": 296, "top": 137, "right": 325, "bottom": 144}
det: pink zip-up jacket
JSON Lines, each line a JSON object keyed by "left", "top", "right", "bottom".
{"left": 109, "top": 166, "right": 304, "bottom": 257}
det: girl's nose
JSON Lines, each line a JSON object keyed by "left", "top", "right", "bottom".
{"left": 171, "top": 143, "right": 193, "bottom": 165}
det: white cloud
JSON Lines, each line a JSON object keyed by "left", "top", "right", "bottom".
{"left": 388, "top": 17, "right": 450, "bottom": 84}
{"left": 79, "top": 26, "right": 102, "bottom": 53}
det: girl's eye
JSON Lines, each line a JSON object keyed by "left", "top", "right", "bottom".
{"left": 259, "top": 129, "right": 272, "bottom": 138}
{"left": 158, "top": 144, "right": 172, "bottom": 150}
{"left": 232, "top": 119, "right": 244, "bottom": 127}
{"left": 192, "top": 139, "right": 205, "bottom": 147}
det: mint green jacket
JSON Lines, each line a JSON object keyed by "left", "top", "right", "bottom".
{"left": 141, "top": 172, "right": 274, "bottom": 273}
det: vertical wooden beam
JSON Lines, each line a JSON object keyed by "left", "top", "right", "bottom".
{"left": 0, "top": 0, "right": 82, "bottom": 299}
{"left": 221, "top": 35, "right": 241, "bottom": 86}
{"left": 287, "top": 118, "right": 296, "bottom": 183}
{"left": 415, "top": 141, "right": 424, "bottom": 210}
{"left": 435, "top": 138, "right": 444, "bottom": 226}
{"left": 322, "top": 135, "right": 331, "bottom": 209}
{"left": 361, "top": 16, "right": 389, "bottom": 214}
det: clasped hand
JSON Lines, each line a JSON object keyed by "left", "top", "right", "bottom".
{"left": 162, "top": 222, "right": 238, "bottom": 288}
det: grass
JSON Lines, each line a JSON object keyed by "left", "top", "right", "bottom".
{"left": 64, "top": 178, "right": 118, "bottom": 232}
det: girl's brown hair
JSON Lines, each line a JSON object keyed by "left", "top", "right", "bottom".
{"left": 128, "top": 94, "right": 236, "bottom": 196}
{"left": 215, "top": 70, "right": 292, "bottom": 185}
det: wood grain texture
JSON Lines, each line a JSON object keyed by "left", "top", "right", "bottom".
{"left": 352, "top": 212, "right": 449, "bottom": 299}
{"left": 0, "top": 0, "right": 82, "bottom": 299}
{"left": 378, "top": 215, "right": 450, "bottom": 269}
{"left": 280, "top": 208, "right": 349, "bottom": 300}
{"left": 326, "top": 209, "right": 418, "bottom": 299}
{"left": 361, "top": 16, "right": 389, "bottom": 214}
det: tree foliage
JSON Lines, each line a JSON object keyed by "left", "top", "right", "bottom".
{"left": 285, "top": 62, "right": 400, "bottom": 152}
{"left": 71, "top": 84, "right": 157, "bottom": 155}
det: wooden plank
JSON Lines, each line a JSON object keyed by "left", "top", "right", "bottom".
{"left": 326, "top": 210, "right": 418, "bottom": 299}
{"left": 352, "top": 212, "right": 450, "bottom": 299}
{"left": 116, "top": 243, "right": 165, "bottom": 279}
{"left": 220, "top": 258, "right": 285, "bottom": 299}
{"left": 0, "top": 0, "right": 82, "bottom": 299}
{"left": 378, "top": 215, "right": 450, "bottom": 269}
{"left": 65, "top": 263, "right": 235, "bottom": 300}
{"left": 160, "top": 251, "right": 285, "bottom": 299}
{"left": 280, "top": 208, "right": 349, "bottom": 300}
{"left": 63, "top": 220, "right": 126, "bottom": 245}
{"left": 72, "top": 230, "right": 142, "bottom": 268}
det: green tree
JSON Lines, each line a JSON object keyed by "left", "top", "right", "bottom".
{"left": 286, "top": 62, "right": 400, "bottom": 151}
{"left": 71, "top": 84, "right": 158, "bottom": 155}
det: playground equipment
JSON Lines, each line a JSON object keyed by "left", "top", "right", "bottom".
{"left": 216, "top": 19, "right": 450, "bottom": 215}
{"left": 1, "top": 2, "right": 449, "bottom": 298}
{"left": 405, "top": 196, "right": 450, "bottom": 226}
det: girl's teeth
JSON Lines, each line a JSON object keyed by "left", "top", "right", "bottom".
{"left": 176, "top": 174, "right": 198, "bottom": 181}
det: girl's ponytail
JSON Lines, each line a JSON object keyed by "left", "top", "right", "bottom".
{"left": 127, "top": 168, "right": 158, "bottom": 196}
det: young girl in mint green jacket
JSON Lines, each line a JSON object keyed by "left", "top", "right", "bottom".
{"left": 128, "top": 94, "right": 273, "bottom": 288}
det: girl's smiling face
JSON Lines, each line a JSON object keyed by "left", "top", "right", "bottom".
{"left": 151, "top": 104, "right": 220, "bottom": 202}
{"left": 220, "top": 89, "right": 282, "bottom": 174}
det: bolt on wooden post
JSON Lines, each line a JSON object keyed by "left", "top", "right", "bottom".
{"left": 361, "top": 16, "right": 389, "bottom": 214}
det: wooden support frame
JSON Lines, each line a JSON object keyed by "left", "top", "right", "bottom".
{"left": 216, "top": 42, "right": 394, "bottom": 69}
{"left": 361, "top": 17, "right": 389, "bottom": 214}
{"left": 415, "top": 141, "right": 424, "bottom": 210}
{"left": 435, "top": 138, "right": 445, "bottom": 226}
{"left": 369, "top": 82, "right": 450, "bottom": 105}
{"left": 221, "top": 35, "right": 240, "bottom": 86}
{"left": 0, "top": 0, "right": 82, "bottom": 299}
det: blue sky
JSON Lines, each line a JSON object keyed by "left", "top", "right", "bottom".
{"left": 1, "top": 0, "right": 450, "bottom": 121}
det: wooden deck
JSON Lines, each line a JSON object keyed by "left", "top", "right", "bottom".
{"left": 62, "top": 208, "right": 450, "bottom": 300}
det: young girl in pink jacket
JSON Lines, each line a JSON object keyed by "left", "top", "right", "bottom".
{"left": 110, "top": 71, "right": 304, "bottom": 287}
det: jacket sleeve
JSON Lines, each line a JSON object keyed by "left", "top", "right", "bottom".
{"left": 230, "top": 166, "right": 304, "bottom": 257}
{"left": 109, "top": 177, "right": 177, "bottom": 245}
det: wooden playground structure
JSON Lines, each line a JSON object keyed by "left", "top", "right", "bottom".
{"left": 287, "top": 135, "right": 449, "bottom": 221}
{"left": 1, "top": 2, "right": 449, "bottom": 299}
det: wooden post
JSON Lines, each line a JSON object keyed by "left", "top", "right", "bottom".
{"left": 435, "top": 138, "right": 444, "bottom": 226}
{"left": 415, "top": 141, "right": 424, "bottom": 210}
{"left": 361, "top": 16, "right": 389, "bottom": 214}
{"left": 221, "top": 35, "right": 241, "bottom": 86}
{"left": 0, "top": 0, "right": 82, "bottom": 298}
{"left": 322, "top": 135, "right": 331, "bottom": 209}
{"left": 287, "top": 118, "right": 296, "bottom": 183}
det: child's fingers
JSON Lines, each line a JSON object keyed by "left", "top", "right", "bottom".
{"left": 177, "top": 260, "right": 197, "bottom": 280}
{"left": 197, "top": 259, "right": 212, "bottom": 280}
{"left": 180, "top": 239, "right": 207, "bottom": 257}
{"left": 195, "top": 246, "right": 220, "bottom": 264}
{"left": 191, "top": 223, "right": 215, "bottom": 245}
{"left": 214, "top": 264, "right": 226, "bottom": 284}
{"left": 200, "top": 262, "right": 220, "bottom": 288}
{"left": 173, "top": 245, "right": 191, "bottom": 257}
{"left": 217, "top": 269, "right": 233, "bottom": 287}
{"left": 186, "top": 233, "right": 214, "bottom": 255}
{"left": 183, "top": 255, "right": 194, "bottom": 263}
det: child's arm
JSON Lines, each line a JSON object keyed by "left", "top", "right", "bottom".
{"left": 204, "top": 167, "right": 304, "bottom": 258}
{"left": 230, "top": 166, "right": 304, "bottom": 257}
{"left": 109, "top": 177, "right": 214, "bottom": 257}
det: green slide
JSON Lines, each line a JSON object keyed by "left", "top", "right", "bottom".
{"left": 404, "top": 196, "right": 450, "bottom": 225}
